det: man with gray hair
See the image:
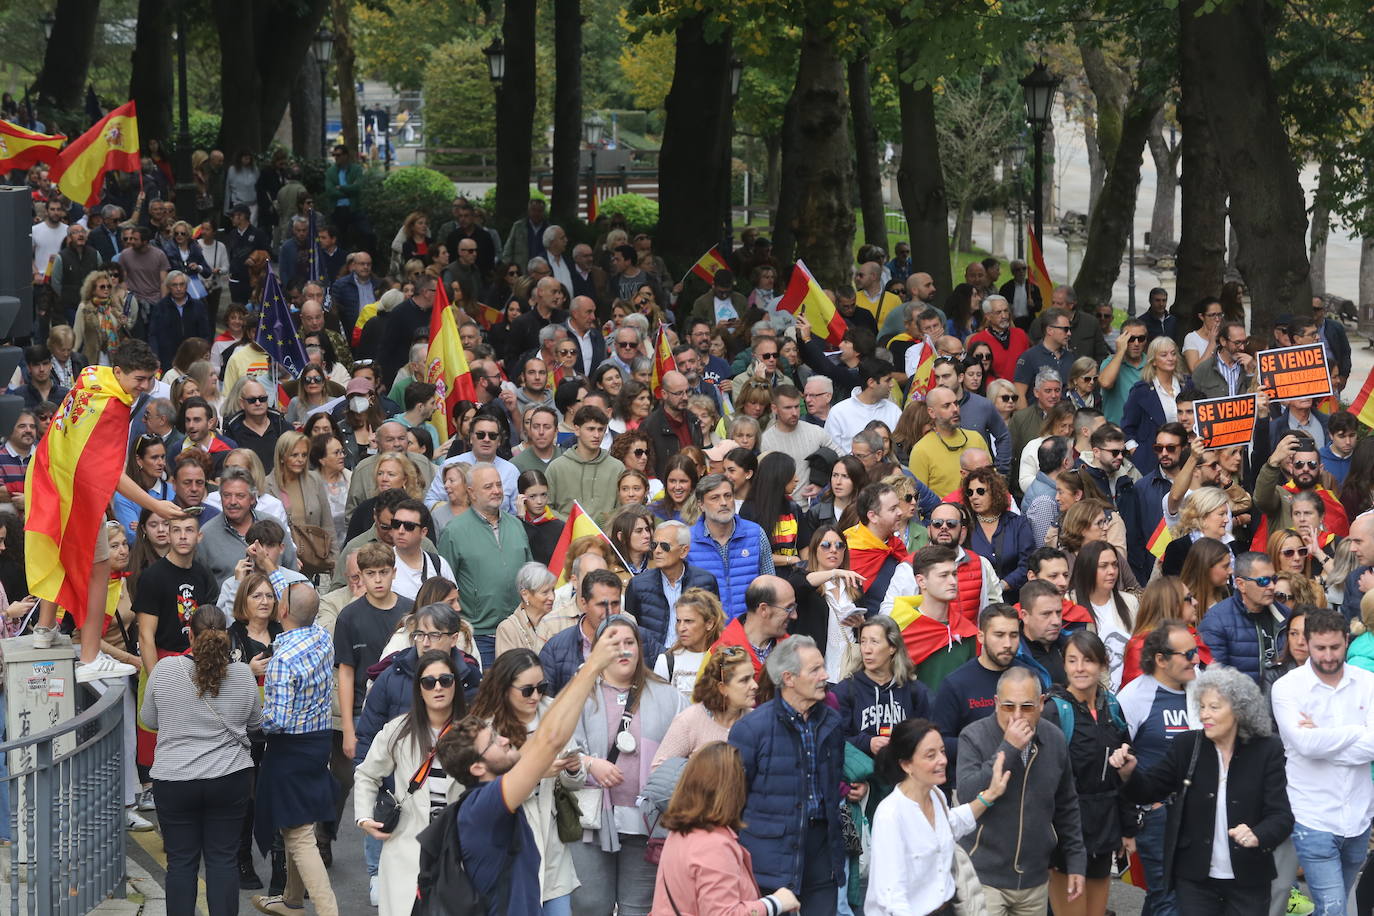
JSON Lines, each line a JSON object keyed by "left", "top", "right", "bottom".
{"left": 730, "top": 629, "right": 846, "bottom": 915}
{"left": 607, "top": 324, "right": 643, "bottom": 378}
{"left": 149, "top": 269, "right": 212, "bottom": 369}
{"left": 199, "top": 465, "right": 300, "bottom": 583}
{"left": 687, "top": 474, "right": 774, "bottom": 620}
{"left": 506, "top": 275, "right": 568, "bottom": 366}
{"left": 1009, "top": 367, "right": 1064, "bottom": 492}
{"left": 623, "top": 519, "right": 719, "bottom": 665}
{"left": 140, "top": 397, "right": 184, "bottom": 456}
{"left": 542, "top": 224, "right": 573, "bottom": 290}
{"left": 278, "top": 214, "right": 313, "bottom": 289}
{"left": 526, "top": 256, "right": 551, "bottom": 281}
{"left": 803, "top": 375, "right": 834, "bottom": 426}
{"left": 89, "top": 204, "right": 123, "bottom": 260}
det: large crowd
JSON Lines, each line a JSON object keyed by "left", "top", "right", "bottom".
{"left": 6, "top": 142, "right": 1374, "bottom": 916}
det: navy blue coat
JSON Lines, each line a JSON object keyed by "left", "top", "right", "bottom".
{"left": 539, "top": 620, "right": 588, "bottom": 696}
{"left": 1196, "top": 594, "right": 1290, "bottom": 685}
{"left": 622, "top": 563, "right": 719, "bottom": 667}
{"left": 1122, "top": 379, "right": 1168, "bottom": 475}
{"left": 353, "top": 646, "right": 481, "bottom": 765}
{"left": 1128, "top": 468, "right": 1173, "bottom": 584}
{"left": 148, "top": 295, "right": 212, "bottom": 371}
{"left": 328, "top": 273, "right": 386, "bottom": 336}
{"left": 728, "top": 698, "right": 846, "bottom": 894}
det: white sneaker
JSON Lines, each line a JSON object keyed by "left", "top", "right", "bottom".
{"left": 75, "top": 653, "right": 137, "bottom": 683}
{"left": 136, "top": 788, "right": 156, "bottom": 812}
{"left": 125, "top": 807, "right": 154, "bottom": 832}
{"left": 31, "top": 626, "right": 55, "bottom": 649}
{"left": 369, "top": 875, "right": 379, "bottom": 907}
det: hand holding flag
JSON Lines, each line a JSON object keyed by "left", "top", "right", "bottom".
{"left": 777, "top": 260, "right": 847, "bottom": 347}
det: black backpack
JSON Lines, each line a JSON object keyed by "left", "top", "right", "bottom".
{"left": 411, "top": 789, "right": 520, "bottom": 916}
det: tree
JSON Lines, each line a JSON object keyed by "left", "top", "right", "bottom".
{"left": 850, "top": 55, "right": 887, "bottom": 253}
{"left": 35, "top": 0, "right": 104, "bottom": 117}
{"left": 1174, "top": 1, "right": 1226, "bottom": 314}
{"left": 130, "top": 0, "right": 173, "bottom": 144}
{"left": 493, "top": 0, "right": 538, "bottom": 231}
{"left": 550, "top": 0, "right": 583, "bottom": 226}
{"left": 1145, "top": 109, "right": 1180, "bottom": 256}
{"left": 933, "top": 73, "right": 1017, "bottom": 254}
{"left": 617, "top": 15, "right": 676, "bottom": 110}
{"left": 333, "top": 0, "right": 360, "bottom": 152}
{"left": 351, "top": 0, "right": 487, "bottom": 90}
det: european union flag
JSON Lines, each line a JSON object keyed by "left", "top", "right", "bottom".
{"left": 257, "top": 264, "right": 309, "bottom": 378}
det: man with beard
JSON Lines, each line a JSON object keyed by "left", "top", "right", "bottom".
{"left": 931, "top": 602, "right": 1025, "bottom": 768}
{"left": 931, "top": 354, "right": 1010, "bottom": 474}
{"left": 1255, "top": 434, "right": 1350, "bottom": 545}
{"left": 1077, "top": 423, "right": 1135, "bottom": 512}
{"left": 1127, "top": 422, "right": 1188, "bottom": 584}
{"left": 1012, "top": 579, "right": 1070, "bottom": 689}
{"left": 924, "top": 503, "right": 1001, "bottom": 623}
{"left": 670, "top": 343, "right": 721, "bottom": 411}
{"left": 639, "top": 369, "right": 701, "bottom": 480}
{"left": 686, "top": 317, "right": 733, "bottom": 395}
{"left": 686, "top": 474, "right": 774, "bottom": 621}
{"left": 1097, "top": 317, "right": 1148, "bottom": 425}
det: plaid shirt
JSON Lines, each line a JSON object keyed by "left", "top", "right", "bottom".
{"left": 261, "top": 624, "right": 333, "bottom": 734}
{"left": 780, "top": 696, "right": 823, "bottom": 819}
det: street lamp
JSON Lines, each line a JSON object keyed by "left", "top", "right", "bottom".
{"left": 313, "top": 26, "right": 335, "bottom": 158}
{"left": 729, "top": 56, "right": 744, "bottom": 100}
{"left": 483, "top": 38, "right": 506, "bottom": 84}
{"left": 1019, "top": 61, "right": 1061, "bottom": 246}
{"left": 584, "top": 114, "right": 604, "bottom": 223}
{"left": 1009, "top": 142, "right": 1026, "bottom": 261}
{"left": 40, "top": 13, "right": 54, "bottom": 40}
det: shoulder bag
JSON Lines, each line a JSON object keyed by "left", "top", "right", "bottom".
{"left": 373, "top": 723, "right": 451, "bottom": 833}
{"left": 186, "top": 659, "right": 251, "bottom": 751}
{"left": 935, "top": 790, "right": 989, "bottom": 916}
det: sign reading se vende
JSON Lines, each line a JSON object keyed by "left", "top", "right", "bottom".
{"left": 1256, "top": 343, "right": 1332, "bottom": 402}
{"left": 1193, "top": 393, "right": 1259, "bottom": 450}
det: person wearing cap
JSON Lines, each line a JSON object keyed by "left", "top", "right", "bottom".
{"left": 224, "top": 203, "right": 270, "bottom": 306}
{"left": 691, "top": 269, "right": 747, "bottom": 330}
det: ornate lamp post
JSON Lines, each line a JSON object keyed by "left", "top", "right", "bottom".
{"left": 313, "top": 27, "right": 335, "bottom": 157}
{"left": 1019, "top": 62, "right": 1061, "bottom": 247}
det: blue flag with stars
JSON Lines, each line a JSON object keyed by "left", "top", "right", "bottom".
{"left": 257, "top": 264, "right": 308, "bottom": 378}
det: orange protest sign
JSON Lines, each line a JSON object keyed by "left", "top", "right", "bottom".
{"left": 1193, "top": 393, "right": 1259, "bottom": 450}
{"left": 1256, "top": 343, "right": 1332, "bottom": 402}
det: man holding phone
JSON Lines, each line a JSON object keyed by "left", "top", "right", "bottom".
{"left": 215, "top": 519, "right": 309, "bottom": 622}
{"left": 1097, "top": 317, "right": 1148, "bottom": 425}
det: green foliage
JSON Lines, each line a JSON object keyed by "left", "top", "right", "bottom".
{"left": 358, "top": 166, "right": 455, "bottom": 272}
{"left": 421, "top": 40, "right": 498, "bottom": 150}
{"left": 596, "top": 193, "right": 659, "bottom": 232}
{"left": 163, "top": 112, "right": 223, "bottom": 156}
{"left": 478, "top": 185, "right": 546, "bottom": 213}
{"left": 352, "top": 0, "right": 491, "bottom": 90}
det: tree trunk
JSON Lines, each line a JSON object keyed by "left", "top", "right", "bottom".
{"left": 991, "top": 205, "right": 1006, "bottom": 258}
{"left": 1308, "top": 159, "right": 1333, "bottom": 297}
{"left": 763, "top": 132, "right": 781, "bottom": 222}
{"left": 1072, "top": 82, "right": 1163, "bottom": 307}
{"left": 1175, "top": 0, "right": 1228, "bottom": 317}
{"left": 550, "top": 0, "right": 582, "bottom": 226}
{"left": 129, "top": 0, "right": 174, "bottom": 146}
{"left": 1146, "top": 111, "right": 1179, "bottom": 255}
{"left": 492, "top": 0, "right": 538, "bottom": 232}
{"left": 893, "top": 81, "right": 952, "bottom": 299}
{"left": 35, "top": 0, "right": 102, "bottom": 119}
{"left": 290, "top": 55, "right": 322, "bottom": 157}
{"left": 849, "top": 56, "right": 887, "bottom": 253}
{"left": 772, "top": 20, "right": 854, "bottom": 287}
{"left": 1360, "top": 237, "right": 1374, "bottom": 321}
{"left": 1081, "top": 103, "right": 1103, "bottom": 220}
{"left": 331, "top": 0, "right": 360, "bottom": 153}
{"left": 657, "top": 16, "right": 732, "bottom": 277}
{"left": 1184, "top": 0, "right": 1309, "bottom": 330}
{"left": 954, "top": 200, "right": 974, "bottom": 253}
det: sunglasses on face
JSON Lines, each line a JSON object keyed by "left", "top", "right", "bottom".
{"left": 1292, "top": 459, "right": 1319, "bottom": 470}
{"left": 757, "top": 352, "right": 779, "bottom": 360}
{"left": 419, "top": 674, "right": 456, "bottom": 690}
{"left": 242, "top": 395, "right": 269, "bottom": 405}
{"left": 472, "top": 430, "right": 500, "bottom": 440}
{"left": 1280, "top": 547, "right": 1309, "bottom": 558}
{"left": 1128, "top": 335, "right": 1146, "bottom": 344}
{"left": 1099, "top": 447, "right": 1124, "bottom": 457}
{"left": 513, "top": 681, "right": 551, "bottom": 698}
{"left": 1273, "top": 591, "right": 1292, "bottom": 604}
{"left": 1237, "top": 575, "right": 1276, "bottom": 588}
{"left": 1153, "top": 443, "right": 1180, "bottom": 453}
{"left": 1163, "top": 647, "right": 1200, "bottom": 661}
{"left": 1049, "top": 325, "right": 1071, "bottom": 332}
{"left": 303, "top": 376, "right": 323, "bottom": 384}
{"left": 1080, "top": 375, "right": 1098, "bottom": 383}
{"left": 998, "top": 394, "right": 1017, "bottom": 403}
{"left": 902, "top": 493, "right": 915, "bottom": 503}
{"left": 929, "top": 519, "right": 961, "bottom": 529}
{"left": 653, "top": 540, "right": 677, "bottom": 552}
{"left": 390, "top": 520, "right": 422, "bottom": 532}
{"left": 969, "top": 486, "right": 988, "bottom": 496}
{"left": 617, "top": 341, "right": 638, "bottom": 349}
{"left": 557, "top": 348, "right": 577, "bottom": 356}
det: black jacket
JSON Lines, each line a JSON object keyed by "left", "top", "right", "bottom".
{"left": 1042, "top": 686, "right": 1135, "bottom": 857}
{"left": 1122, "top": 729, "right": 1292, "bottom": 888}
{"left": 641, "top": 405, "right": 702, "bottom": 481}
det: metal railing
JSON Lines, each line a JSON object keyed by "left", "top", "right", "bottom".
{"left": 1, "top": 683, "right": 126, "bottom": 916}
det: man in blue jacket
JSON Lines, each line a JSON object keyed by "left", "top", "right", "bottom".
{"left": 622, "top": 520, "right": 717, "bottom": 667}
{"left": 1197, "top": 552, "right": 1289, "bottom": 685}
{"left": 687, "top": 474, "right": 774, "bottom": 620}
{"left": 730, "top": 635, "right": 846, "bottom": 916}
{"left": 327, "top": 251, "right": 385, "bottom": 336}
{"left": 539, "top": 568, "right": 623, "bottom": 695}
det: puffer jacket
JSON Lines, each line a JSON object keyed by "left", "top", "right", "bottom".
{"left": 832, "top": 669, "right": 931, "bottom": 756}
{"left": 688, "top": 515, "right": 769, "bottom": 621}
{"left": 622, "top": 562, "right": 718, "bottom": 667}
{"left": 1196, "top": 593, "right": 1290, "bottom": 685}
{"left": 353, "top": 646, "right": 481, "bottom": 764}
{"left": 729, "top": 698, "right": 847, "bottom": 894}
{"left": 539, "top": 618, "right": 588, "bottom": 696}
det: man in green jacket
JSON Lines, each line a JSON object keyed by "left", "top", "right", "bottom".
{"left": 324, "top": 144, "right": 369, "bottom": 250}
{"left": 544, "top": 405, "right": 625, "bottom": 525}
{"left": 439, "top": 462, "right": 532, "bottom": 669}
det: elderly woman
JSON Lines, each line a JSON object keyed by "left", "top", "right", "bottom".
{"left": 495, "top": 561, "right": 558, "bottom": 656}
{"left": 1066, "top": 356, "right": 1101, "bottom": 409}
{"left": 1114, "top": 661, "right": 1292, "bottom": 915}
{"left": 963, "top": 466, "right": 1034, "bottom": 603}
{"left": 1161, "top": 487, "right": 1234, "bottom": 578}
{"left": 74, "top": 270, "right": 134, "bottom": 366}
{"left": 652, "top": 646, "right": 759, "bottom": 767}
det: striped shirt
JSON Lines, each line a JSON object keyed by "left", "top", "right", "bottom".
{"left": 139, "top": 655, "right": 262, "bottom": 781}
{"left": 262, "top": 624, "right": 334, "bottom": 734}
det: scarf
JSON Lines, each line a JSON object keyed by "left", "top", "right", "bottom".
{"left": 844, "top": 523, "right": 912, "bottom": 583}
{"left": 93, "top": 298, "right": 122, "bottom": 352}
{"left": 524, "top": 504, "right": 558, "bottom": 524}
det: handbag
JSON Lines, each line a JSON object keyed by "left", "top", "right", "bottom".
{"left": 187, "top": 659, "right": 251, "bottom": 751}
{"left": 578, "top": 686, "right": 639, "bottom": 831}
{"left": 284, "top": 479, "right": 334, "bottom": 575}
{"left": 553, "top": 781, "right": 583, "bottom": 843}
{"left": 372, "top": 723, "right": 452, "bottom": 834}
{"left": 935, "top": 790, "right": 989, "bottom": 916}
{"left": 1161, "top": 730, "right": 1204, "bottom": 891}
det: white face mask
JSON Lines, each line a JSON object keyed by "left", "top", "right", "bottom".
{"left": 349, "top": 395, "right": 370, "bottom": 413}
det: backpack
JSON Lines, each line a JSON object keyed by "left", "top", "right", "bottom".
{"left": 412, "top": 788, "right": 521, "bottom": 916}
{"left": 1049, "top": 692, "right": 1127, "bottom": 744}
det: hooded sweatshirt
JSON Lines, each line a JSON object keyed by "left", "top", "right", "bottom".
{"left": 544, "top": 447, "right": 625, "bottom": 525}
{"left": 832, "top": 668, "right": 932, "bottom": 755}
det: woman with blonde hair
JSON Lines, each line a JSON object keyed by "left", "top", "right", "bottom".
{"left": 74, "top": 269, "right": 133, "bottom": 365}
{"left": 345, "top": 452, "right": 424, "bottom": 541}
{"left": 726, "top": 414, "right": 762, "bottom": 451}
{"left": 1160, "top": 486, "right": 1232, "bottom": 577}
{"left": 266, "top": 430, "right": 335, "bottom": 572}
{"left": 1267, "top": 526, "right": 1317, "bottom": 579}
{"left": 1066, "top": 355, "right": 1101, "bottom": 409}
{"left": 686, "top": 393, "right": 722, "bottom": 448}
{"left": 1122, "top": 336, "right": 1183, "bottom": 474}
{"left": 398, "top": 211, "right": 433, "bottom": 268}
{"left": 652, "top": 645, "right": 759, "bottom": 766}
{"left": 46, "top": 324, "right": 85, "bottom": 389}
{"left": 652, "top": 588, "right": 726, "bottom": 698}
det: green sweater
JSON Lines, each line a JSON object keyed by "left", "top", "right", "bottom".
{"left": 544, "top": 448, "right": 625, "bottom": 526}
{"left": 438, "top": 509, "right": 531, "bottom": 635}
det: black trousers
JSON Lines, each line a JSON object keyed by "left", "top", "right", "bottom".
{"left": 153, "top": 768, "right": 253, "bottom": 916}
{"left": 1175, "top": 874, "right": 1269, "bottom": 916}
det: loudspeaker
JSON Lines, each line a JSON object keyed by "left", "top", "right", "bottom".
{"left": 0, "top": 393, "right": 23, "bottom": 444}
{"left": 0, "top": 187, "right": 33, "bottom": 341}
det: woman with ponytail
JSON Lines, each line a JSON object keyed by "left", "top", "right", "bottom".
{"left": 140, "top": 606, "right": 262, "bottom": 916}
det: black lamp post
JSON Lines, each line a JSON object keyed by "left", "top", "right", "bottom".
{"left": 313, "top": 27, "right": 335, "bottom": 158}
{"left": 1019, "top": 62, "right": 1060, "bottom": 247}
{"left": 173, "top": 7, "right": 195, "bottom": 220}
{"left": 584, "top": 113, "right": 604, "bottom": 222}
{"left": 483, "top": 37, "right": 505, "bottom": 181}
{"left": 40, "top": 13, "right": 55, "bottom": 40}
{"left": 722, "top": 55, "right": 743, "bottom": 251}
{"left": 1009, "top": 142, "right": 1026, "bottom": 261}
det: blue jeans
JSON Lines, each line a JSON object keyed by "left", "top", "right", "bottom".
{"left": 364, "top": 832, "right": 381, "bottom": 877}
{"left": 542, "top": 893, "right": 571, "bottom": 916}
{"left": 1291, "top": 821, "right": 1371, "bottom": 916}
{"left": 1138, "top": 805, "right": 1179, "bottom": 916}
{"left": 475, "top": 634, "right": 497, "bottom": 671}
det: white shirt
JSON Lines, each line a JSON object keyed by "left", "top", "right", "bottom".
{"left": 569, "top": 323, "right": 596, "bottom": 374}
{"left": 1153, "top": 377, "right": 1180, "bottom": 423}
{"left": 31, "top": 221, "right": 66, "bottom": 275}
{"left": 425, "top": 452, "right": 519, "bottom": 514}
{"left": 392, "top": 550, "right": 455, "bottom": 600}
{"left": 1271, "top": 661, "right": 1374, "bottom": 836}
{"left": 1088, "top": 593, "right": 1137, "bottom": 690}
{"left": 824, "top": 389, "right": 903, "bottom": 453}
{"left": 865, "top": 787, "right": 976, "bottom": 916}
{"left": 1183, "top": 330, "right": 1211, "bottom": 362}
{"left": 548, "top": 252, "right": 573, "bottom": 291}
{"left": 1209, "top": 746, "right": 1235, "bottom": 879}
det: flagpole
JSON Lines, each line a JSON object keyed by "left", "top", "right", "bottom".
{"left": 575, "top": 499, "right": 631, "bottom": 570}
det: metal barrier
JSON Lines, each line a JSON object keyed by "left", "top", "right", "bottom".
{"left": 1, "top": 683, "right": 126, "bottom": 916}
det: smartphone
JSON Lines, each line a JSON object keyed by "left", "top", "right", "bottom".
{"left": 182, "top": 505, "right": 204, "bottom": 517}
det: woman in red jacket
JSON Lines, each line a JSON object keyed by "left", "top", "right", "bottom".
{"left": 652, "top": 742, "right": 799, "bottom": 916}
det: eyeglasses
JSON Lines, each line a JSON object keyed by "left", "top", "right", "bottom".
{"left": 998, "top": 394, "right": 1017, "bottom": 402}
{"left": 391, "top": 520, "right": 422, "bottom": 532}
{"left": 817, "top": 539, "right": 844, "bottom": 550}
{"left": 1280, "top": 547, "right": 1309, "bottom": 558}
{"left": 1048, "top": 325, "right": 1071, "bottom": 332}
{"left": 413, "top": 630, "right": 456, "bottom": 643}
{"left": 1099, "top": 447, "right": 1124, "bottom": 457}
{"left": 902, "top": 493, "right": 915, "bottom": 503}
{"left": 1163, "top": 647, "right": 1200, "bottom": 661}
{"left": 631, "top": 448, "right": 648, "bottom": 457}
{"left": 95, "top": 282, "right": 111, "bottom": 290}
{"left": 472, "top": 429, "right": 500, "bottom": 440}
{"left": 653, "top": 540, "right": 677, "bottom": 552}
{"left": 1237, "top": 575, "right": 1277, "bottom": 587}
{"left": 1128, "top": 335, "right": 1146, "bottom": 344}
{"left": 513, "top": 681, "right": 551, "bottom": 698}
{"left": 242, "top": 395, "right": 269, "bottom": 405}
{"left": 1273, "top": 591, "right": 1293, "bottom": 604}
{"left": 303, "top": 376, "right": 324, "bottom": 384}
{"left": 1183, "top": 593, "right": 1197, "bottom": 605}
{"left": 1152, "top": 443, "right": 1180, "bottom": 453}
{"left": 617, "top": 341, "right": 639, "bottom": 349}
{"left": 1204, "top": 311, "right": 1223, "bottom": 319}
{"left": 969, "top": 486, "right": 987, "bottom": 496}
{"left": 557, "top": 348, "right": 577, "bottom": 356}
{"left": 757, "top": 352, "right": 779, "bottom": 360}
{"left": 419, "top": 673, "right": 456, "bottom": 690}
{"left": 1292, "top": 459, "right": 1319, "bottom": 470}
{"left": 765, "top": 602, "right": 799, "bottom": 616}
{"left": 1094, "top": 512, "right": 1114, "bottom": 529}
{"left": 928, "top": 519, "right": 961, "bottom": 529}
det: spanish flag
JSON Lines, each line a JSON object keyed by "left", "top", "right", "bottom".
{"left": 0, "top": 120, "right": 65, "bottom": 172}
{"left": 475, "top": 303, "right": 503, "bottom": 331}
{"left": 889, "top": 594, "right": 980, "bottom": 667}
{"left": 1349, "top": 367, "right": 1374, "bottom": 428}
{"left": 649, "top": 323, "right": 677, "bottom": 399}
{"left": 684, "top": 244, "right": 731, "bottom": 285}
{"left": 425, "top": 282, "right": 476, "bottom": 443}
{"left": 1147, "top": 517, "right": 1175, "bottom": 559}
{"left": 50, "top": 100, "right": 141, "bottom": 209}
{"left": 1027, "top": 226, "right": 1054, "bottom": 307}
{"left": 24, "top": 366, "right": 136, "bottom": 625}
{"left": 547, "top": 501, "right": 614, "bottom": 585}
{"left": 778, "top": 259, "right": 847, "bottom": 346}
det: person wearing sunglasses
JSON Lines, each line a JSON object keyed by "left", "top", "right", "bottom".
{"left": 1256, "top": 434, "right": 1350, "bottom": 559}
{"left": 224, "top": 377, "right": 290, "bottom": 475}
{"left": 1096, "top": 316, "right": 1148, "bottom": 426}
{"left": 354, "top": 649, "right": 470, "bottom": 914}
{"left": 622, "top": 519, "right": 717, "bottom": 668}
{"left": 1196, "top": 551, "right": 1291, "bottom": 687}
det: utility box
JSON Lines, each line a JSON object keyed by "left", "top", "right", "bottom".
{"left": 2, "top": 632, "right": 77, "bottom": 861}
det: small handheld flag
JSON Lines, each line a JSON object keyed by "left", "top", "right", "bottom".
{"left": 546, "top": 501, "right": 625, "bottom": 585}
{"left": 425, "top": 282, "right": 477, "bottom": 442}
{"left": 257, "top": 265, "right": 309, "bottom": 379}
{"left": 649, "top": 324, "right": 677, "bottom": 399}
{"left": 682, "top": 245, "right": 731, "bottom": 286}
{"left": 0, "top": 121, "right": 65, "bottom": 172}
{"left": 777, "top": 260, "right": 848, "bottom": 347}
{"left": 1027, "top": 226, "right": 1053, "bottom": 307}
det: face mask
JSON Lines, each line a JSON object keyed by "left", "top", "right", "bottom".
{"left": 349, "top": 395, "right": 370, "bottom": 413}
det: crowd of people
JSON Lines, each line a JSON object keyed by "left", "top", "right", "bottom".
{"left": 9, "top": 147, "right": 1374, "bottom": 916}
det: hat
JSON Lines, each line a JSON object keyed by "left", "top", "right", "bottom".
{"left": 1272, "top": 314, "right": 1294, "bottom": 329}
{"left": 345, "top": 378, "right": 374, "bottom": 396}
{"left": 804, "top": 447, "right": 839, "bottom": 489}
{"left": 229, "top": 203, "right": 251, "bottom": 217}
{"left": 712, "top": 269, "right": 735, "bottom": 288}
{"left": 704, "top": 439, "right": 739, "bottom": 463}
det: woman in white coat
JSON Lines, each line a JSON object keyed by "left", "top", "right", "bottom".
{"left": 354, "top": 651, "right": 467, "bottom": 916}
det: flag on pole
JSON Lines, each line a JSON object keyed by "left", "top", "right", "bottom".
{"left": 1027, "top": 226, "right": 1054, "bottom": 307}
{"left": 475, "top": 303, "right": 503, "bottom": 330}
{"left": 257, "top": 265, "right": 309, "bottom": 379}
{"left": 682, "top": 244, "right": 731, "bottom": 285}
{"left": 649, "top": 324, "right": 677, "bottom": 399}
{"left": 0, "top": 120, "right": 65, "bottom": 172}
{"left": 777, "top": 259, "right": 848, "bottom": 347}
{"left": 587, "top": 180, "right": 599, "bottom": 224}
{"left": 41, "top": 255, "right": 56, "bottom": 285}
{"left": 24, "top": 366, "right": 136, "bottom": 624}
{"left": 425, "top": 281, "right": 476, "bottom": 443}
{"left": 908, "top": 343, "right": 935, "bottom": 402}
{"left": 1146, "top": 517, "right": 1175, "bottom": 559}
{"left": 1348, "top": 369, "right": 1374, "bottom": 428}
{"left": 50, "top": 100, "right": 140, "bottom": 208}
{"left": 547, "top": 501, "right": 620, "bottom": 585}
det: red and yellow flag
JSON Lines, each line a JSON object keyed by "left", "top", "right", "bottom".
{"left": 1027, "top": 226, "right": 1053, "bottom": 307}
{"left": 475, "top": 303, "right": 503, "bottom": 331}
{"left": 685, "top": 244, "right": 731, "bottom": 285}
{"left": 1147, "top": 517, "right": 1175, "bottom": 559}
{"left": 24, "top": 366, "right": 136, "bottom": 624}
{"left": 1349, "top": 369, "right": 1374, "bottom": 428}
{"left": 778, "top": 260, "right": 847, "bottom": 346}
{"left": 547, "top": 501, "right": 614, "bottom": 586}
{"left": 426, "top": 283, "right": 476, "bottom": 443}
{"left": 649, "top": 323, "right": 677, "bottom": 399}
{"left": 0, "top": 120, "right": 65, "bottom": 172}
{"left": 51, "top": 100, "right": 141, "bottom": 209}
